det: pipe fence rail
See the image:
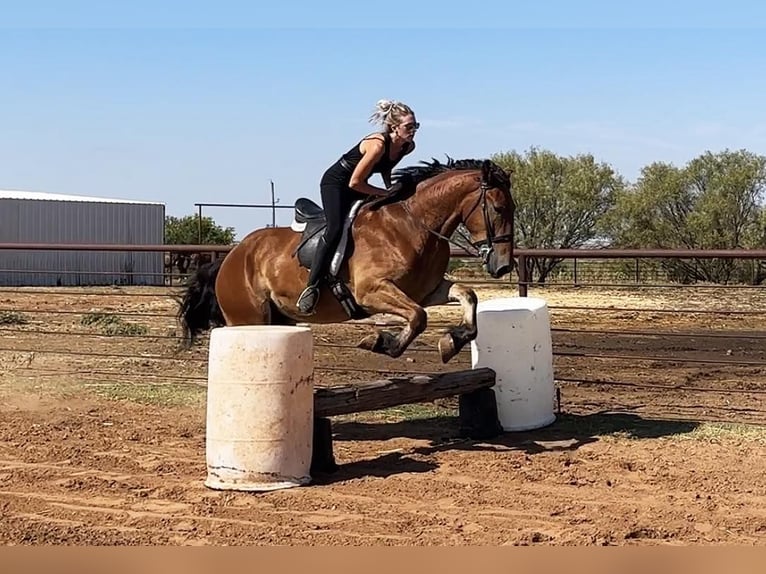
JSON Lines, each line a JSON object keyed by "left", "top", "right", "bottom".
{"left": 2, "top": 242, "right": 766, "bottom": 423}
{"left": 3, "top": 241, "right": 766, "bottom": 291}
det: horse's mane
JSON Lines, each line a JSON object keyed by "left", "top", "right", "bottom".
{"left": 400, "top": 156, "right": 509, "bottom": 185}
{"left": 366, "top": 156, "right": 511, "bottom": 212}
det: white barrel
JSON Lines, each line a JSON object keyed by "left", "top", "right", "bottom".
{"left": 470, "top": 297, "right": 556, "bottom": 432}
{"left": 204, "top": 325, "right": 314, "bottom": 492}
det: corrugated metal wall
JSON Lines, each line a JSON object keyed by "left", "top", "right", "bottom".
{"left": 0, "top": 199, "right": 165, "bottom": 286}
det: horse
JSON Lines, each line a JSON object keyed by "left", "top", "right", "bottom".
{"left": 176, "top": 157, "right": 515, "bottom": 363}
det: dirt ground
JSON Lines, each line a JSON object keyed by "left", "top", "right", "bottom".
{"left": 1, "top": 280, "right": 766, "bottom": 545}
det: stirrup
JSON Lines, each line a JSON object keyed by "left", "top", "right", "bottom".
{"left": 297, "top": 285, "right": 319, "bottom": 314}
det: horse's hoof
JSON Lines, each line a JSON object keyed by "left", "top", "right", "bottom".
{"left": 438, "top": 333, "right": 457, "bottom": 363}
{"left": 358, "top": 333, "right": 383, "bottom": 353}
{"left": 359, "top": 331, "right": 403, "bottom": 357}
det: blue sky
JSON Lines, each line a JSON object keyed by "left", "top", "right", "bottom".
{"left": 3, "top": 1, "right": 766, "bottom": 240}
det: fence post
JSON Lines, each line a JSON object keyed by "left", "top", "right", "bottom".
{"left": 517, "top": 255, "right": 528, "bottom": 297}
{"left": 573, "top": 258, "right": 578, "bottom": 287}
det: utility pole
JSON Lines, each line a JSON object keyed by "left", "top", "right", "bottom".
{"left": 268, "top": 180, "right": 280, "bottom": 228}
{"left": 270, "top": 180, "right": 276, "bottom": 228}
{"left": 198, "top": 204, "right": 203, "bottom": 243}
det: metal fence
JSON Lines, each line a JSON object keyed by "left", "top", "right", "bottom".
{"left": 1, "top": 242, "right": 766, "bottom": 425}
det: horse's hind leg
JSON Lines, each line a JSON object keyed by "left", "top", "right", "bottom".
{"left": 356, "top": 280, "right": 428, "bottom": 359}
{"left": 218, "top": 288, "right": 273, "bottom": 326}
{"left": 421, "top": 279, "right": 478, "bottom": 363}
{"left": 220, "top": 301, "right": 269, "bottom": 325}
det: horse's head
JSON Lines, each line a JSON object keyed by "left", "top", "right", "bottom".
{"left": 392, "top": 156, "right": 515, "bottom": 278}
{"left": 456, "top": 159, "right": 515, "bottom": 278}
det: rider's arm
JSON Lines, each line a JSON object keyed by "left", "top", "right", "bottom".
{"left": 349, "top": 138, "right": 390, "bottom": 197}
{"left": 382, "top": 141, "right": 415, "bottom": 189}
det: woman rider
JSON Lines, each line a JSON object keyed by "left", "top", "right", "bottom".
{"left": 296, "top": 99, "right": 419, "bottom": 314}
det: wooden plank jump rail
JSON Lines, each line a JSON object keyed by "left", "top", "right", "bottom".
{"left": 310, "top": 367, "right": 502, "bottom": 474}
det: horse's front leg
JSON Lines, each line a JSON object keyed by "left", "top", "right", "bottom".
{"left": 421, "top": 279, "right": 478, "bottom": 363}
{"left": 355, "top": 280, "right": 428, "bottom": 359}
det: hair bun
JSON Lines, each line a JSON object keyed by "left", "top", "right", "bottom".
{"left": 369, "top": 99, "right": 396, "bottom": 125}
{"left": 369, "top": 99, "right": 412, "bottom": 127}
{"left": 376, "top": 99, "right": 395, "bottom": 112}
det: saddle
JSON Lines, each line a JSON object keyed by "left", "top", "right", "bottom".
{"left": 290, "top": 197, "right": 367, "bottom": 319}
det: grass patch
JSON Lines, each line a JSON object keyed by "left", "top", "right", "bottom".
{"left": 0, "top": 376, "right": 83, "bottom": 403}
{"left": 536, "top": 413, "right": 766, "bottom": 444}
{"left": 547, "top": 412, "right": 700, "bottom": 440}
{"left": 680, "top": 421, "right": 766, "bottom": 443}
{"left": 80, "top": 312, "right": 149, "bottom": 336}
{"left": 0, "top": 311, "right": 29, "bottom": 325}
{"left": 336, "top": 401, "right": 457, "bottom": 424}
{"left": 1, "top": 374, "right": 203, "bottom": 410}
{"left": 86, "top": 382, "right": 205, "bottom": 407}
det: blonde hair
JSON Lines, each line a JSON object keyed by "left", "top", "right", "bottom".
{"left": 369, "top": 99, "right": 414, "bottom": 131}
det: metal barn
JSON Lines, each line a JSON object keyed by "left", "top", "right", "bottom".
{"left": 0, "top": 190, "right": 166, "bottom": 286}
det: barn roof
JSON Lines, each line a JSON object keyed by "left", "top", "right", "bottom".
{"left": 0, "top": 189, "right": 164, "bottom": 206}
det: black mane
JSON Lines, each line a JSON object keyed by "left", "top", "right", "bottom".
{"left": 393, "top": 156, "right": 511, "bottom": 190}
{"left": 366, "top": 156, "right": 511, "bottom": 212}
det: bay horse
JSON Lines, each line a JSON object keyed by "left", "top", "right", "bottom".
{"left": 176, "top": 157, "right": 515, "bottom": 363}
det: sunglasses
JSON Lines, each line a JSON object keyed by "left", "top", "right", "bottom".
{"left": 401, "top": 122, "right": 420, "bottom": 132}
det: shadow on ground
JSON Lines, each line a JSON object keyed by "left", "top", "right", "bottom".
{"left": 313, "top": 411, "right": 701, "bottom": 482}
{"left": 310, "top": 450, "right": 439, "bottom": 485}
{"left": 333, "top": 412, "right": 699, "bottom": 462}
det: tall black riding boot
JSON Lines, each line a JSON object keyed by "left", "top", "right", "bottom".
{"left": 297, "top": 236, "right": 334, "bottom": 314}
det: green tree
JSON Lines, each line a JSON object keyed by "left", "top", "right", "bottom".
{"left": 603, "top": 162, "right": 691, "bottom": 249}
{"left": 606, "top": 149, "right": 766, "bottom": 283}
{"left": 686, "top": 150, "right": 766, "bottom": 250}
{"left": 164, "top": 214, "right": 235, "bottom": 245}
{"left": 492, "top": 147, "right": 624, "bottom": 283}
{"left": 164, "top": 214, "right": 236, "bottom": 277}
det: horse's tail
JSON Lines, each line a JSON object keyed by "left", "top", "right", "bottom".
{"left": 175, "top": 257, "right": 225, "bottom": 348}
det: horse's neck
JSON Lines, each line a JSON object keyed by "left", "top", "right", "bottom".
{"left": 405, "top": 176, "right": 471, "bottom": 238}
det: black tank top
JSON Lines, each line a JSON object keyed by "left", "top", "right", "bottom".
{"left": 322, "top": 132, "right": 411, "bottom": 185}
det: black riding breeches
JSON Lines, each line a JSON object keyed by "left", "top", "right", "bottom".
{"left": 305, "top": 181, "right": 363, "bottom": 286}
{"left": 319, "top": 182, "right": 361, "bottom": 248}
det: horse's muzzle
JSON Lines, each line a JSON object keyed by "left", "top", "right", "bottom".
{"left": 484, "top": 247, "right": 512, "bottom": 279}
{"left": 491, "top": 263, "right": 511, "bottom": 278}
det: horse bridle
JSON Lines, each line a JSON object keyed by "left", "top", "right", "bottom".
{"left": 464, "top": 179, "right": 515, "bottom": 263}
{"left": 432, "top": 175, "right": 514, "bottom": 267}
{"left": 399, "top": 174, "right": 514, "bottom": 265}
